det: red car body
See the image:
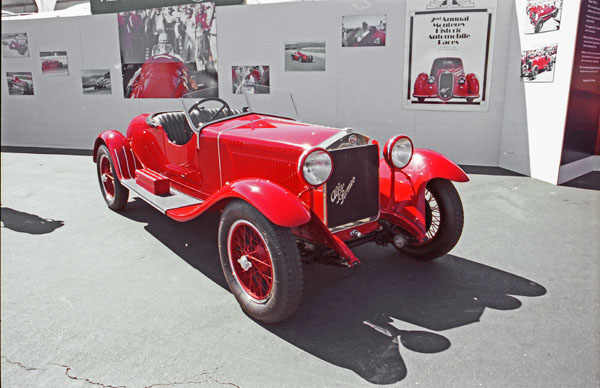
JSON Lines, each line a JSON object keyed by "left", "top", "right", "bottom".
{"left": 42, "top": 59, "right": 61, "bottom": 71}
{"left": 345, "top": 27, "right": 386, "bottom": 46}
{"left": 8, "top": 40, "right": 27, "bottom": 55}
{"left": 413, "top": 57, "right": 480, "bottom": 103}
{"left": 126, "top": 54, "right": 195, "bottom": 98}
{"left": 291, "top": 51, "right": 313, "bottom": 63}
{"left": 94, "top": 100, "right": 468, "bottom": 322}
{"left": 9, "top": 76, "right": 32, "bottom": 94}
{"left": 528, "top": 4, "right": 558, "bottom": 32}
{"left": 521, "top": 52, "right": 554, "bottom": 80}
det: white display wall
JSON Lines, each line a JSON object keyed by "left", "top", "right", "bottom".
{"left": 0, "top": 0, "right": 585, "bottom": 183}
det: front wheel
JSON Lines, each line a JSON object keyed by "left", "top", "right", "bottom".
{"left": 218, "top": 200, "right": 303, "bottom": 324}
{"left": 96, "top": 145, "right": 129, "bottom": 210}
{"left": 397, "top": 179, "right": 464, "bottom": 261}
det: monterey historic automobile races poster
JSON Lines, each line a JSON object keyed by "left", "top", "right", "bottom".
{"left": 118, "top": 2, "right": 218, "bottom": 98}
{"left": 403, "top": 0, "right": 497, "bottom": 111}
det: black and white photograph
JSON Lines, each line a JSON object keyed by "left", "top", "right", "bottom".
{"left": 6, "top": 72, "right": 34, "bottom": 95}
{"left": 403, "top": 0, "right": 497, "bottom": 111}
{"left": 40, "top": 51, "right": 69, "bottom": 76}
{"left": 81, "top": 69, "right": 112, "bottom": 95}
{"left": 342, "top": 14, "right": 387, "bottom": 47}
{"left": 524, "top": 0, "right": 562, "bottom": 34}
{"left": 1, "top": 33, "right": 29, "bottom": 58}
{"left": 232, "top": 65, "right": 270, "bottom": 94}
{"left": 521, "top": 43, "right": 558, "bottom": 82}
{"left": 118, "top": 2, "right": 218, "bottom": 98}
{"left": 285, "top": 41, "right": 325, "bottom": 71}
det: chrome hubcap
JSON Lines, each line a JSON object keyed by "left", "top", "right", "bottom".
{"left": 237, "top": 255, "right": 253, "bottom": 271}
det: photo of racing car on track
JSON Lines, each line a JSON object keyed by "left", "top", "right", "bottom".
{"left": 285, "top": 41, "right": 325, "bottom": 71}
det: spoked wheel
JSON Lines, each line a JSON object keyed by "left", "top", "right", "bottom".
{"left": 397, "top": 179, "right": 464, "bottom": 261}
{"left": 96, "top": 145, "right": 129, "bottom": 210}
{"left": 218, "top": 200, "right": 303, "bottom": 323}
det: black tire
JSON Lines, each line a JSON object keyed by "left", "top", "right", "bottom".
{"left": 309, "top": 55, "right": 313, "bottom": 62}
{"left": 397, "top": 179, "right": 464, "bottom": 261}
{"left": 466, "top": 97, "right": 474, "bottom": 103}
{"left": 530, "top": 67, "right": 538, "bottom": 80}
{"left": 96, "top": 145, "right": 129, "bottom": 210}
{"left": 218, "top": 200, "right": 303, "bottom": 324}
{"left": 535, "top": 20, "right": 543, "bottom": 33}
{"left": 417, "top": 97, "right": 425, "bottom": 103}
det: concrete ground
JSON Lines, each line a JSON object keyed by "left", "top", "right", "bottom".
{"left": 1, "top": 152, "right": 599, "bottom": 388}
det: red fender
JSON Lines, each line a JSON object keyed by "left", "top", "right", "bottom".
{"left": 93, "top": 131, "right": 138, "bottom": 180}
{"left": 379, "top": 149, "right": 468, "bottom": 240}
{"left": 166, "top": 178, "right": 311, "bottom": 228}
{"left": 466, "top": 73, "right": 479, "bottom": 96}
{"left": 413, "top": 73, "right": 430, "bottom": 96}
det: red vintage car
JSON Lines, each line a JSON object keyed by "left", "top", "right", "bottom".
{"left": 93, "top": 93, "right": 468, "bottom": 323}
{"left": 8, "top": 75, "right": 33, "bottom": 95}
{"left": 413, "top": 57, "right": 480, "bottom": 103}
{"left": 521, "top": 52, "right": 554, "bottom": 80}
{"left": 291, "top": 50, "right": 313, "bottom": 63}
{"left": 8, "top": 40, "right": 27, "bottom": 56}
{"left": 344, "top": 25, "right": 386, "bottom": 47}
{"left": 125, "top": 54, "right": 197, "bottom": 98}
{"left": 528, "top": 4, "right": 559, "bottom": 33}
{"left": 42, "top": 59, "right": 61, "bottom": 72}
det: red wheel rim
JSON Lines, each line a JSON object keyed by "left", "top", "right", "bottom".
{"left": 227, "top": 220, "right": 274, "bottom": 303}
{"left": 99, "top": 154, "right": 115, "bottom": 200}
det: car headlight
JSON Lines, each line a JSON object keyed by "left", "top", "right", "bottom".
{"left": 458, "top": 77, "right": 466, "bottom": 85}
{"left": 427, "top": 76, "right": 435, "bottom": 84}
{"left": 384, "top": 135, "right": 413, "bottom": 170}
{"left": 299, "top": 148, "right": 333, "bottom": 186}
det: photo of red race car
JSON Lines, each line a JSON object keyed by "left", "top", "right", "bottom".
{"left": 124, "top": 54, "right": 198, "bottom": 98}
{"left": 342, "top": 15, "right": 387, "bottom": 47}
{"left": 413, "top": 57, "right": 480, "bottom": 103}
{"left": 6, "top": 72, "right": 34, "bottom": 95}
{"left": 42, "top": 59, "right": 61, "bottom": 71}
{"left": 93, "top": 88, "right": 468, "bottom": 323}
{"left": 526, "top": 0, "right": 561, "bottom": 33}
{"left": 1, "top": 33, "right": 29, "bottom": 58}
{"left": 291, "top": 50, "right": 313, "bottom": 63}
{"left": 521, "top": 44, "right": 557, "bottom": 82}
{"left": 40, "top": 51, "right": 69, "bottom": 76}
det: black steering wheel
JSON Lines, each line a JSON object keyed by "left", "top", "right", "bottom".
{"left": 188, "top": 97, "right": 232, "bottom": 124}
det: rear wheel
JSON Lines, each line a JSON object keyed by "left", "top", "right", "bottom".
{"left": 397, "top": 179, "right": 464, "bottom": 261}
{"left": 218, "top": 200, "right": 303, "bottom": 323}
{"left": 96, "top": 145, "right": 129, "bottom": 210}
{"left": 466, "top": 97, "right": 475, "bottom": 103}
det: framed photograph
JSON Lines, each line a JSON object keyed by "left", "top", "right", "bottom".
{"left": 232, "top": 66, "right": 270, "bottom": 94}
{"left": 524, "top": 0, "right": 562, "bottom": 34}
{"left": 285, "top": 41, "right": 325, "bottom": 71}
{"left": 342, "top": 15, "right": 387, "bottom": 47}
{"left": 82, "top": 69, "right": 112, "bottom": 95}
{"left": 403, "top": 0, "right": 497, "bottom": 111}
{"left": 6, "top": 72, "right": 34, "bottom": 95}
{"left": 40, "top": 51, "right": 69, "bottom": 76}
{"left": 2, "top": 33, "right": 29, "bottom": 58}
{"left": 118, "top": 3, "right": 218, "bottom": 98}
{"left": 521, "top": 43, "right": 558, "bottom": 82}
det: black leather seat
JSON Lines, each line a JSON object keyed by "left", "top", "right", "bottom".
{"left": 152, "top": 112, "right": 193, "bottom": 145}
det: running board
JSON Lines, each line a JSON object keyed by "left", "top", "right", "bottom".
{"left": 120, "top": 178, "right": 203, "bottom": 213}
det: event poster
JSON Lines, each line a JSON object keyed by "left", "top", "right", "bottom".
{"left": 403, "top": 0, "right": 496, "bottom": 111}
{"left": 118, "top": 2, "right": 218, "bottom": 98}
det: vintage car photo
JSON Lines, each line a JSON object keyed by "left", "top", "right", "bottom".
{"left": 342, "top": 14, "right": 387, "bottom": 47}
{"left": 118, "top": 3, "right": 218, "bottom": 98}
{"left": 82, "top": 69, "right": 112, "bottom": 95}
{"left": 413, "top": 57, "right": 480, "bottom": 103}
{"left": 525, "top": 0, "right": 562, "bottom": 34}
{"left": 6, "top": 72, "right": 34, "bottom": 95}
{"left": 40, "top": 51, "right": 69, "bottom": 76}
{"left": 93, "top": 87, "right": 468, "bottom": 323}
{"left": 232, "top": 66, "right": 270, "bottom": 94}
{"left": 1, "top": 33, "right": 29, "bottom": 58}
{"left": 521, "top": 44, "right": 558, "bottom": 82}
{"left": 285, "top": 41, "right": 325, "bottom": 71}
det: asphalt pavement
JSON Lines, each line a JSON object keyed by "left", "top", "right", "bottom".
{"left": 1, "top": 152, "right": 599, "bottom": 387}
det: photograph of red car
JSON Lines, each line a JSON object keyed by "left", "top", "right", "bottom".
{"left": 232, "top": 66, "right": 270, "bottom": 94}
{"left": 413, "top": 57, "right": 480, "bottom": 103}
{"left": 82, "top": 69, "right": 112, "bottom": 95}
{"left": 40, "top": 51, "right": 69, "bottom": 76}
{"left": 521, "top": 44, "right": 558, "bottom": 82}
{"left": 285, "top": 41, "right": 325, "bottom": 71}
{"left": 342, "top": 14, "right": 386, "bottom": 47}
{"left": 1, "top": 33, "right": 29, "bottom": 58}
{"left": 6, "top": 72, "right": 34, "bottom": 95}
{"left": 119, "top": 3, "right": 218, "bottom": 98}
{"left": 525, "top": 0, "right": 562, "bottom": 34}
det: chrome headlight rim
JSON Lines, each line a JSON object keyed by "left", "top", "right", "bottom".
{"left": 384, "top": 135, "right": 414, "bottom": 170}
{"left": 427, "top": 76, "right": 436, "bottom": 84}
{"left": 298, "top": 147, "right": 334, "bottom": 187}
{"left": 458, "top": 77, "right": 466, "bottom": 85}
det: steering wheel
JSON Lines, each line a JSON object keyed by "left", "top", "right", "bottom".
{"left": 188, "top": 97, "right": 233, "bottom": 124}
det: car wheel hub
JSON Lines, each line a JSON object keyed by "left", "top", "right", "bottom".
{"left": 237, "top": 255, "right": 253, "bottom": 271}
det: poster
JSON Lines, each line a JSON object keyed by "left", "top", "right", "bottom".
{"left": 524, "top": 0, "right": 562, "bottom": 34}
{"left": 82, "top": 70, "right": 112, "bottom": 95}
{"left": 6, "top": 72, "right": 34, "bottom": 95}
{"left": 1, "top": 33, "right": 29, "bottom": 58}
{"left": 342, "top": 15, "right": 387, "bottom": 47}
{"left": 285, "top": 41, "right": 325, "bottom": 71}
{"left": 232, "top": 66, "right": 270, "bottom": 94}
{"left": 118, "top": 3, "right": 218, "bottom": 98}
{"left": 520, "top": 43, "right": 558, "bottom": 82}
{"left": 40, "top": 51, "right": 69, "bottom": 76}
{"left": 403, "top": 0, "right": 496, "bottom": 111}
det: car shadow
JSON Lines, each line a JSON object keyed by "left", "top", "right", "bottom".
{"left": 119, "top": 198, "right": 546, "bottom": 385}
{"left": 1, "top": 207, "right": 64, "bottom": 235}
